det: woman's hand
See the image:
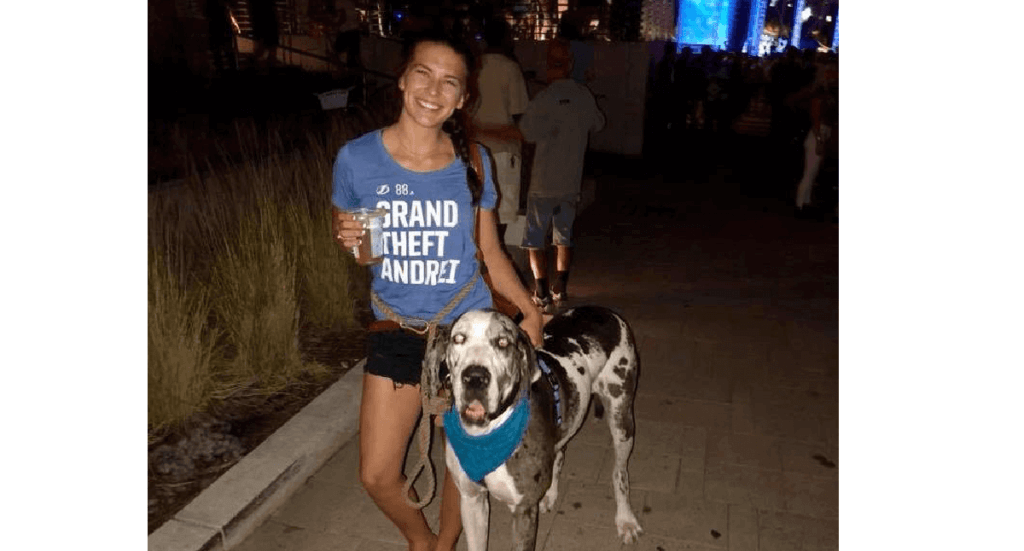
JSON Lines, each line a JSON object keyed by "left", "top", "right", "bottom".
{"left": 331, "top": 206, "right": 365, "bottom": 253}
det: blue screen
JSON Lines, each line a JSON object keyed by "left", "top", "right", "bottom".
{"left": 676, "top": 0, "right": 734, "bottom": 49}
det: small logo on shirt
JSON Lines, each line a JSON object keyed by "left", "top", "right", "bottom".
{"left": 376, "top": 184, "right": 390, "bottom": 195}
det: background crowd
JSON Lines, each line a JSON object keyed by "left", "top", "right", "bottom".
{"left": 648, "top": 44, "right": 839, "bottom": 217}
{"left": 650, "top": 44, "right": 838, "bottom": 138}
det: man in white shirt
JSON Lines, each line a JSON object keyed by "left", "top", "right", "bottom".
{"left": 519, "top": 39, "right": 605, "bottom": 309}
{"left": 472, "top": 19, "right": 530, "bottom": 240}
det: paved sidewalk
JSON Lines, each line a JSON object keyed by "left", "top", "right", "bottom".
{"left": 225, "top": 156, "right": 839, "bottom": 551}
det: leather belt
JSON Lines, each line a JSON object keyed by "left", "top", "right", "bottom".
{"left": 368, "top": 319, "right": 429, "bottom": 337}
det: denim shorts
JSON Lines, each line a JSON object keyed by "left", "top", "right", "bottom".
{"left": 364, "top": 330, "right": 428, "bottom": 386}
{"left": 522, "top": 196, "right": 577, "bottom": 248}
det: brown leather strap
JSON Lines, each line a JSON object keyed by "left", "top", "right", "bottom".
{"left": 367, "top": 320, "right": 402, "bottom": 333}
{"left": 469, "top": 142, "right": 484, "bottom": 183}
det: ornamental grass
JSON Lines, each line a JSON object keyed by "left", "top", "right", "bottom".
{"left": 148, "top": 88, "right": 397, "bottom": 433}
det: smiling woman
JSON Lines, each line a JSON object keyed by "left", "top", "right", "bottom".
{"left": 327, "top": 27, "right": 545, "bottom": 551}
{"left": 398, "top": 43, "right": 469, "bottom": 133}
{"left": 389, "top": 35, "right": 485, "bottom": 205}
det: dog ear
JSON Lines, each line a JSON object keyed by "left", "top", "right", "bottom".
{"left": 421, "top": 325, "right": 452, "bottom": 399}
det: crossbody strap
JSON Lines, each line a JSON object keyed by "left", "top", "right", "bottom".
{"left": 370, "top": 263, "right": 481, "bottom": 337}
{"left": 373, "top": 146, "right": 486, "bottom": 336}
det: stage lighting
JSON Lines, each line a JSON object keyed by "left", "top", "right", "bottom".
{"left": 801, "top": 7, "right": 811, "bottom": 22}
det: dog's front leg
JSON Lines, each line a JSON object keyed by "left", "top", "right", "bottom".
{"left": 448, "top": 444, "right": 489, "bottom": 551}
{"left": 460, "top": 490, "right": 489, "bottom": 551}
{"left": 510, "top": 504, "right": 540, "bottom": 551}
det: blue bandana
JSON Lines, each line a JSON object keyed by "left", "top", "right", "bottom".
{"left": 443, "top": 395, "right": 531, "bottom": 483}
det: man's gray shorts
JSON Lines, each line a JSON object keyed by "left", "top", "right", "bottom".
{"left": 522, "top": 195, "right": 577, "bottom": 248}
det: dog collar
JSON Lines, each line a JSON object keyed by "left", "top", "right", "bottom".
{"left": 443, "top": 395, "right": 531, "bottom": 483}
{"left": 537, "top": 355, "right": 562, "bottom": 426}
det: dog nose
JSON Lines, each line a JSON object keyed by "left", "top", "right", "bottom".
{"left": 462, "top": 366, "right": 490, "bottom": 390}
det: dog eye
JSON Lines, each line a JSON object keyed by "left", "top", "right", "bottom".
{"left": 453, "top": 333, "right": 466, "bottom": 344}
{"left": 497, "top": 336, "right": 510, "bottom": 349}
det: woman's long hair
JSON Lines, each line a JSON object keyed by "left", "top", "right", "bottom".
{"left": 397, "top": 28, "right": 483, "bottom": 205}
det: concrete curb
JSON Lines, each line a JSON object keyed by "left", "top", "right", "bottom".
{"left": 149, "top": 360, "right": 366, "bottom": 551}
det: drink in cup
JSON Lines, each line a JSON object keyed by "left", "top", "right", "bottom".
{"left": 346, "top": 207, "right": 388, "bottom": 265}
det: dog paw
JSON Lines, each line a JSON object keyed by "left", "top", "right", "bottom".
{"left": 616, "top": 516, "right": 643, "bottom": 544}
{"left": 540, "top": 488, "right": 558, "bottom": 513}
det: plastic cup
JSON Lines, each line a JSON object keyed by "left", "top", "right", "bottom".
{"left": 346, "top": 207, "right": 388, "bottom": 265}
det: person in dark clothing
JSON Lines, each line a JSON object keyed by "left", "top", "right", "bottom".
{"left": 648, "top": 42, "right": 678, "bottom": 156}
{"left": 768, "top": 47, "right": 809, "bottom": 193}
{"left": 769, "top": 48, "right": 799, "bottom": 142}
{"left": 205, "top": 0, "right": 237, "bottom": 73}
{"left": 331, "top": 0, "right": 362, "bottom": 70}
{"left": 675, "top": 46, "right": 708, "bottom": 131}
{"left": 249, "top": 0, "right": 279, "bottom": 70}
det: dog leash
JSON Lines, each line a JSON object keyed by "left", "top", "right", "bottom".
{"left": 388, "top": 267, "right": 480, "bottom": 510}
{"left": 403, "top": 353, "right": 452, "bottom": 509}
{"left": 394, "top": 206, "right": 492, "bottom": 508}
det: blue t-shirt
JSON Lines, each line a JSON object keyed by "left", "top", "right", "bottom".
{"left": 332, "top": 130, "right": 498, "bottom": 326}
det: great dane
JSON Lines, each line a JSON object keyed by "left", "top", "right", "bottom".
{"left": 423, "top": 306, "right": 642, "bottom": 550}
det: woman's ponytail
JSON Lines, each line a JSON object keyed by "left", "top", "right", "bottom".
{"left": 443, "top": 109, "right": 483, "bottom": 206}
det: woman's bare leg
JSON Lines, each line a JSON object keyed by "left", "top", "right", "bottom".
{"left": 435, "top": 454, "right": 463, "bottom": 550}
{"left": 359, "top": 373, "right": 436, "bottom": 551}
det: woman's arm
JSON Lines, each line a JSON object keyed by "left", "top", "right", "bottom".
{"left": 476, "top": 208, "right": 545, "bottom": 347}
